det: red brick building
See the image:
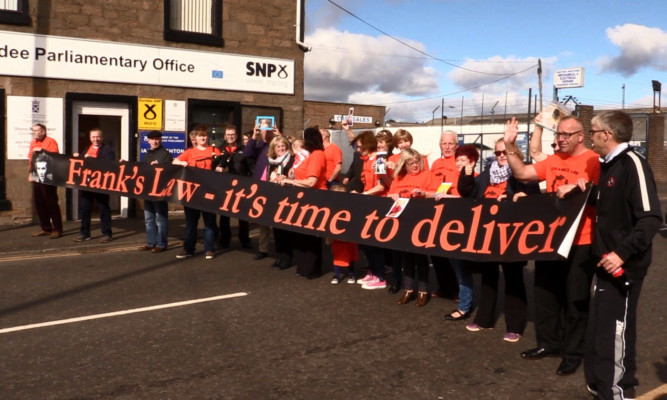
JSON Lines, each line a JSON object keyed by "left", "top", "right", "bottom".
{"left": 0, "top": 0, "right": 307, "bottom": 223}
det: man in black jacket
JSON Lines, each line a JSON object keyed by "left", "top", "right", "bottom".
{"left": 139, "top": 130, "right": 173, "bottom": 253}
{"left": 73, "top": 128, "right": 117, "bottom": 243}
{"left": 214, "top": 125, "right": 251, "bottom": 250}
{"left": 561, "top": 110, "right": 661, "bottom": 400}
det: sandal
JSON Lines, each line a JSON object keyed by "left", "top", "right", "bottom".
{"left": 444, "top": 309, "right": 471, "bottom": 321}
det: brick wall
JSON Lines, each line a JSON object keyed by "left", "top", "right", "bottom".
{"left": 648, "top": 113, "right": 666, "bottom": 182}
{"left": 577, "top": 105, "right": 594, "bottom": 147}
{"left": 1, "top": 0, "right": 305, "bottom": 224}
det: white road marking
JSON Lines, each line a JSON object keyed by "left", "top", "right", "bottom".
{"left": 0, "top": 292, "right": 248, "bottom": 334}
{"left": 0, "top": 245, "right": 140, "bottom": 263}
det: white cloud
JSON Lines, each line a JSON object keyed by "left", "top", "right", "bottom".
{"left": 445, "top": 56, "right": 558, "bottom": 115}
{"left": 448, "top": 56, "right": 547, "bottom": 93}
{"left": 598, "top": 24, "right": 667, "bottom": 76}
{"left": 304, "top": 28, "right": 440, "bottom": 104}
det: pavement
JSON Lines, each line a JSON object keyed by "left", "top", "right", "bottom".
{"left": 0, "top": 186, "right": 665, "bottom": 399}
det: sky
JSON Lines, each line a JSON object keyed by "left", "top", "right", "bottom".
{"left": 303, "top": 0, "right": 667, "bottom": 123}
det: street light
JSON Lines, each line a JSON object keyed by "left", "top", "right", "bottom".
{"left": 490, "top": 101, "right": 499, "bottom": 124}
{"left": 652, "top": 80, "right": 662, "bottom": 113}
{"left": 432, "top": 106, "right": 440, "bottom": 126}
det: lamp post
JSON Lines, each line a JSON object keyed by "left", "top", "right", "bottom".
{"left": 652, "top": 80, "right": 662, "bottom": 113}
{"left": 490, "top": 101, "right": 499, "bottom": 125}
{"left": 432, "top": 106, "right": 440, "bottom": 126}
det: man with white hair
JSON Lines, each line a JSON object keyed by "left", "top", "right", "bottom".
{"left": 428, "top": 131, "right": 462, "bottom": 303}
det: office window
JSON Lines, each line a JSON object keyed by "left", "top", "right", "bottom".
{"left": 164, "top": 0, "right": 223, "bottom": 47}
{"left": 0, "top": 0, "right": 30, "bottom": 25}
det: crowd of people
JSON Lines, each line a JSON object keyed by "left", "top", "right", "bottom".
{"left": 28, "top": 109, "right": 662, "bottom": 400}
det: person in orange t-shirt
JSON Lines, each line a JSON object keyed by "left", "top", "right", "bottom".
{"left": 28, "top": 123, "right": 63, "bottom": 238}
{"left": 348, "top": 130, "right": 389, "bottom": 290}
{"left": 280, "top": 127, "right": 328, "bottom": 278}
{"left": 173, "top": 124, "right": 221, "bottom": 260}
{"left": 387, "top": 148, "right": 433, "bottom": 306}
{"left": 386, "top": 129, "right": 430, "bottom": 174}
{"left": 320, "top": 128, "right": 343, "bottom": 188}
{"left": 425, "top": 131, "right": 461, "bottom": 303}
{"left": 325, "top": 184, "right": 359, "bottom": 284}
{"left": 505, "top": 115, "right": 600, "bottom": 376}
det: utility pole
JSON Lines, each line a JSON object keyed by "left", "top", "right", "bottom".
{"left": 537, "top": 59, "right": 543, "bottom": 111}
{"left": 460, "top": 96, "right": 464, "bottom": 134}
{"left": 480, "top": 94, "right": 484, "bottom": 134}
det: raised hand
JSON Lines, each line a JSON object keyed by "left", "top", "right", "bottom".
{"left": 504, "top": 117, "right": 519, "bottom": 145}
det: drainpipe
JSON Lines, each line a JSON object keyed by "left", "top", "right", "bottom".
{"left": 296, "top": 0, "right": 311, "bottom": 52}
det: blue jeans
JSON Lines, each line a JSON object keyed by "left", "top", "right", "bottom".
{"left": 144, "top": 200, "right": 168, "bottom": 249}
{"left": 183, "top": 207, "right": 216, "bottom": 254}
{"left": 451, "top": 258, "right": 473, "bottom": 313}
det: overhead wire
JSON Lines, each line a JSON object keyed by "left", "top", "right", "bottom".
{"left": 327, "top": 0, "right": 531, "bottom": 77}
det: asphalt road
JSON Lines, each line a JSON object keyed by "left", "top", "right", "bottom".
{"left": 0, "top": 216, "right": 665, "bottom": 400}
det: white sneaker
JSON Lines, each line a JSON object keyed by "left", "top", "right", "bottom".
{"left": 347, "top": 276, "right": 356, "bottom": 284}
{"left": 331, "top": 276, "right": 340, "bottom": 285}
{"left": 357, "top": 273, "right": 374, "bottom": 284}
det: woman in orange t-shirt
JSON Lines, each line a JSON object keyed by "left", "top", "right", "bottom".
{"left": 280, "top": 127, "right": 328, "bottom": 278}
{"left": 350, "top": 131, "right": 390, "bottom": 290}
{"left": 387, "top": 148, "right": 433, "bottom": 307}
{"left": 386, "top": 129, "right": 430, "bottom": 173}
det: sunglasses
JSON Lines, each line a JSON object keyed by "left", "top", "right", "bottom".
{"left": 494, "top": 150, "right": 507, "bottom": 156}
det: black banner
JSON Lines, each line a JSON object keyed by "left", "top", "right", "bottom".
{"left": 33, "top": 152, "right": 588, "bottom": 262}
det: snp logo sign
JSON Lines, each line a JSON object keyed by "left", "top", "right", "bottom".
{"left": 246, "top": 61, "right": 289, "bottom": 79}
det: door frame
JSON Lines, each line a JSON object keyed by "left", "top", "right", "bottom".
{"left": 65, "top": 93, "right": 138, "bottom": 220}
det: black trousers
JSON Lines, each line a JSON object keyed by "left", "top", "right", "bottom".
{"left": 534, "top": 244, "right": 595, "bottom": 360}
{"left": 473, "top": 261, "right": 527, "bottom": 334}
{"left": 292, "top": 232, "right": 322, "bottom": 279}
{"left": 431, "top": 256, "right": 460, "bottom": 298}
{"left": 79, "top": 190, "right": 111, "bottom": 237}
{"left": 273, "top": 227, "right": 293, "bottom": 264}
{"left": 218, "top": 215, "right": 250, "bottom": 247}
{"left": 401, "top": 252, "right": 429, "bottom": 292}
{"left": 33, "top": 182, "right": 63, "bottom": 233}
{"left": 584, "top": 273, "right": 642, "bottom": 400}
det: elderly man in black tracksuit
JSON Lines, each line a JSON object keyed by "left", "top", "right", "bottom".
{"left": 560, "top": 110, "right": 661, "bottom": 400}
